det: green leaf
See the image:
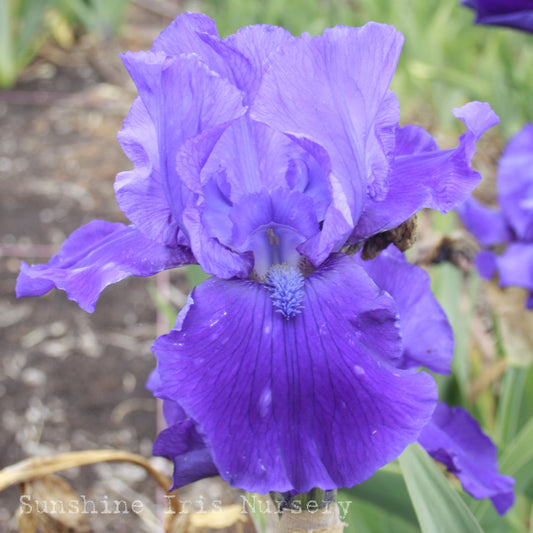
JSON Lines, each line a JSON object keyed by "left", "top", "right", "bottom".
{"left": 338, "top": 495, "right": 419, "bottom": 533}
{"left": 186, "top": 264, "right": 210, "bottom": 290}
{"left": 399, "top": 443, "right": 484, "bottom": 533}
{"left": 342, "top": 468, "right": 417, "bottom": 526}
{"left": 499, "top": 427, "right": 533, "bottom": 492}
{"left": 474, "top": 416, "right": 533, "bottom": 523}
{"left": 496, "top": 367, "right": 529, "bottom": 446}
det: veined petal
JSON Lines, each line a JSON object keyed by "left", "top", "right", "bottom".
{"left": 181, "top": 206, "right": 253, "bottom": 279}
{"left": 229, "top": 188, "right": 319, "bottom": 277}
{"left": 351, "top": 102, "right": 499, "bottom": 240}
{"left": 198, "top": 118, "right": 307, "bottom": 198}
{"left": 251, "top": 22, "right": 404, "bottom": 251}
{"left": 120, "top": 51, "right": 246, "bottom": 226}
{"left": 393, "top": 124, "right": 437, "bottom": 155}
{"left": 456, "top": 196, "right": 511, "bottom": 247}
{"left": 355, "top": 245, "right": 454, "bottom": 374}
{"left": 16, "top": 221, "right": 194, "bottom": 313}
{"left": 418, "top": 403, "right": 515, "bottom": 515}
{"left": 498, "top": 123, "right": 533, "bottom": 241}
{"left": 209, "top": 24, "right": 294, "bottom": 102}
{"left": 151, "top": 12, "right": 220, "bottom": 58}
{"left": 153, "top": 253, "right": 437, "bottom": 493}
{"left": 115, "top": 97, "right": 182, "bottom": 246}
{"left": 151, "top": 12, "right": 253, "bottom": 85}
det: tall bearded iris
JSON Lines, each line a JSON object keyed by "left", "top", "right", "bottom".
{"left": 17, "top": 13, "right": 509, "bottom": 504}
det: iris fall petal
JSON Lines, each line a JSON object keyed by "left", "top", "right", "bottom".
{"left": 154, "top": 254, "right": 437, "bottom": 493}
{"left": 356, "top": 245, "right": 454, "bottom": 374}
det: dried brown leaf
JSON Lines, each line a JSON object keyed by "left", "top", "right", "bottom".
{"left": 16, "top": 505, "right": 38, "bottom": 533}
{"left": 0, "top": 449, "right": 181, "bottom": 532}
{"left": 18, "top": 474, "right": 90, "bottom": 533}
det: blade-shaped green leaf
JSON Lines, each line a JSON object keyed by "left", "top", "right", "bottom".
{"left": 496, "top": 367, "right": 529, "bottom": 446}
{"left": 338, "top": 495, "right": 419, "bottom": 533}
{"left": 399, "top": 443, "right": 484, "bottom": 533}
{"left": 474, "top": 416, "right": 533, "bottom": 523}
{"left": 342, "top": 468, "right": 417, "bottom": 526}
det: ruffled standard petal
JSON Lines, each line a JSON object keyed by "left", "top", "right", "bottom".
{"left": 154, "top": 253, "right": 437, "bottom": 493}
{"left": 418, "top": 403, "right": 515, "bottom": 515}
{"left": 456, "top": 196, "right": 511, "bottom": 247}
{"left": 355, "top": 245, "right": 454, "bottom": 374}
{"left": 497, "top": 123, "right": 533, "bottom": 241}
{"left": 207, "top": 24, "right": 294, "bottom": 103}
{"left": 193, "top": 118, "right": 309, "bottom": 198}
{"left": 16, "top": 220, "right": 194, "bottom": 313}
{"left": 115, "top": 97, "right": 182, "bottom": 246}
{"left": 251, "top": 22, "right": 404, "bottom": 260}
{"left": 151, "top": 12, "right": 221, "bottom": 60}
{"left": 462, "top": 0, "right": 533, "bottom": 32}
{"left": 351, "top": 102, "right": 500, "bottom": 240}
{"left": 120, "top": 51, "right": 246, "bottom": 227}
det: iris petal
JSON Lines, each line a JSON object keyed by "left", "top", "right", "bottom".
{"left": 496, "top": 243, "right": 533, "bottom": 291}
{"left": 153, "top": 254, "right": 437, "bottom": 493}
{"left": 151, "top": 12, "right": 230, "bottom": 72}
{"left": 120, "top": 51, "right": 246, "bottom": 227}
{"left": 229, "top": 188, "right": 319, "bottom": 276}
{"left": 351, "top": 101, "right": 499, "bottom": 240}
{"left": 462, "top": 0, "right": 533, "bottom": 32}
{"left": 154, "top": 424, "right": 219, "bottom": 489}
{"left": 418, "top": 403, "right": 515, "bottom": 515}
{"left": 115, "top": 97, "right": 182, "bottom": 246}
{"left": 204, "top": 24, "right": 294, "bottom": 103}
{"left": 251, "top": 22, "right": 404, "bottom": 260}
{"left": 497, "top": 123, "right": 533, "bottom": 241}
{"left": 16, "top": 220, "right": 194, "bottom": 313}
{"left": 356, "top": 245, "right": 454, "bottom": 374}
{"left": 181, "top": 206, "right": 253, "bottom": 279}
{"left": 456, "top": 196, "right": 511, "bottom": 247}
{"left": 476, "top": 250, "right": 499, "bottom": 279}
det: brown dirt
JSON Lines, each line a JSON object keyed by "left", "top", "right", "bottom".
{"left": 0, "top": 3, "right": 249, "bottom": 532}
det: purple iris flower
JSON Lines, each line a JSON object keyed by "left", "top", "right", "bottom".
{"left": 16, "top": 13, "right": 504, "bottom": 499}
{"left": 462, "top": 0, "right": 533, "bottom": 32}
{"left": 419, "top": 403, "right": 515, "bottom": 515}
{"left": 458, "top": 124, "right": 533, "bottom": 308}
{"left": 148, "top": 245, "right": 514, "bottom": 512}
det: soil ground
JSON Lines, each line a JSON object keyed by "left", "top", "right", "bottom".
{"left": 0, "top": 3, "right": 249, "bottom": 531}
